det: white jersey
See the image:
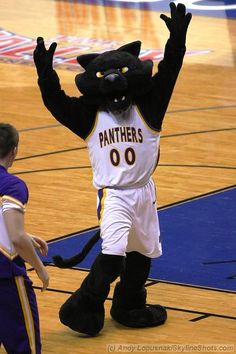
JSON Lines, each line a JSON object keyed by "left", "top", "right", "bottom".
{"left": 0, "top": 165, "right": 28, "bottom": 267}
{"left": 86, "top": 105, "right": 160, "bottom": 189}
{"left": 0, "top": 197, "right": 25, "bottom": 260}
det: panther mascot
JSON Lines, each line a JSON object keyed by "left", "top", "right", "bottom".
{"left": 34, "top": 2, "right": 191, "bottom": 336}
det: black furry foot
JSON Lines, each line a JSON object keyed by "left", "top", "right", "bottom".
{"left": 110, "top": 304, "right": 167, "bottom": 328}
{"left": 58, "top": 253, "right": 124, "bottom": 335}
{"left": 111, "top": 280, "right": 167, "bottom": 328}
{"left": 59, "top": 290, "right": 105, "bottom": 336}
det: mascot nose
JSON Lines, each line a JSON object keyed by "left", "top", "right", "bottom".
{"left": 104, "top": 73, "right": 119, "bottom": 82}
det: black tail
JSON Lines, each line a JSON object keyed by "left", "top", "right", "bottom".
{"left": 52, "top": 230, "right": 100, "bottom": 268}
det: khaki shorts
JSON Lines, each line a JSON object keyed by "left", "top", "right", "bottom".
{"left": 97, "top": 179, "right": 162, "bottom": 258}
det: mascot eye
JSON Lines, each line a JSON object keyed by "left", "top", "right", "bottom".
{"left": 119, "top": 67, "right": 129, "bottom": 74}
{"left": 96, "top": 71, "right": 105, "bottom": 78}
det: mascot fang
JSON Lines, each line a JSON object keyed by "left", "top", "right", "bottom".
{"left": 34, "top": 2, "right": 191, "bottom": 336}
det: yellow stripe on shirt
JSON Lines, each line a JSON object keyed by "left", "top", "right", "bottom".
{"left": 1, "top": 195, "right": 25, "bottom": 210}
{"left": 0, "top": 243, "right": 18, "bottom": 260}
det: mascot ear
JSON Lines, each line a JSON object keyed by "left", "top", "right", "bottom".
{"left": 77, "top": 53, "right": 100, "bottom": 69}
{"left": 117, "top": 41, "right": 141, "bottom": 57}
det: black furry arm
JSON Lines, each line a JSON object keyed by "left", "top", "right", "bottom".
{"left": 136, "top": 38, "right": 186, "bottom": 131}
{"left": 136, "top": 2, "right": 191, "bottom": 131}
{"left": 37, "top": 71, "right": 97, "bottom": 140}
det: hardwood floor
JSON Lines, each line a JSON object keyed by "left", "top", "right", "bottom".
{"left": 0, "top": 1, "right": 235, "bottom": 353}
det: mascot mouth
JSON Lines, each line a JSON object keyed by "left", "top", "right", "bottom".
{"left": 113, "top": 96, "right": 126, "bottom": 103}
{"left": 106, "top": 93, "right": 131, "bottom": 114}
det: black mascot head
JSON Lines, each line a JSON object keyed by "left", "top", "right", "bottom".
{"left": 75, "top": 41, "right": 153, "bottom": 114}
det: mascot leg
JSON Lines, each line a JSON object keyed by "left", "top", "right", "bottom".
{"left": 59, "top": 253, "right": 124, "bottom": 336}
{"left": 110, "top": 252, "right": 167, "bottom": 327}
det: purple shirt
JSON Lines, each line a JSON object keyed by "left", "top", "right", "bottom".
{"left": 0, "top": 165, "right": 29, "bottom": 278}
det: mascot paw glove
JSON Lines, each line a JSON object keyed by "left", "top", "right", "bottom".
{"left": 33, "top": 37, "right": 57, "bottom": 79}
{"left": 160, "top": 2, "right": 192, "bottom": 46}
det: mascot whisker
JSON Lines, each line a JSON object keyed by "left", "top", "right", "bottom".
{"left": 34, "top": 2, "right": 191, "bottom": 336}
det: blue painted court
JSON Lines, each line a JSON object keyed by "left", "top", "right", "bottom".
{"left": 43, "top": 186, "right": 236, "bottom": 292}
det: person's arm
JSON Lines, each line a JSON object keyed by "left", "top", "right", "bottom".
{"left": 3, "top": 209, "right": 49, "bottom": 291}
{"left": 28, "top": 233, "right": 48, "bottom": 257}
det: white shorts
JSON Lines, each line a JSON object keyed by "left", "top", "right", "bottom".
{"left": 97, "top": 179, "right": 162, "bottom": 258}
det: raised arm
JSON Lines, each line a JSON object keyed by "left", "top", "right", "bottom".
{"left": 154, "top": 3, "right": 192, "bottom": 105}
{"left": 33, "top": 38, "right": 97, "bottom": 140}
{"left": 160, "top": 2, "right": 192, "bottom": 48}
{"left": 138, "top": 3, "right": 192, "bottom": 130}
{"left": 155, "top": 2, "right": 192, "bottom": 87}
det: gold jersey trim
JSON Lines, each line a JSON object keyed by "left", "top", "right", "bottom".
{"left": 135, "top": 105, "right": 161, "bottom": 134}
{"left": 1, "top": 195, "right": 26, "bottom": 210}
{"left": 85, "top": 111, "right": 99, "bottom": 142}
{"left": 0, "top": 243, "right": 18, "bottom": 260}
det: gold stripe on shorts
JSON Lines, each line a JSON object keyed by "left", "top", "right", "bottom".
{"left": 15, "top": 276, "right": 36, "bottom": 354}
{"left": 99, "top": 188, "right": 107, "bottom": 224}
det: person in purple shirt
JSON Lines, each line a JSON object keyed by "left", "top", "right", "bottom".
{"left": 0, "top": 123, "right": 49, "bottom": 354}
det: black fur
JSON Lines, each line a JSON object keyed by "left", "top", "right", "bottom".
{"left": 75, "top": 41, "right": 153, "bottom": 113}
{"left": 53, "top": 230, "right": 100, "bottom": 268}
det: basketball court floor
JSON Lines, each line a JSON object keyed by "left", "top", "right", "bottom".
{"left": 0, "top": 1, "right": 236, "bottom": 353}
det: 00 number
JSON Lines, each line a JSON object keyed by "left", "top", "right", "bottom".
{"left": 110, "top": 147, "right": 136, "bottom": 166}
